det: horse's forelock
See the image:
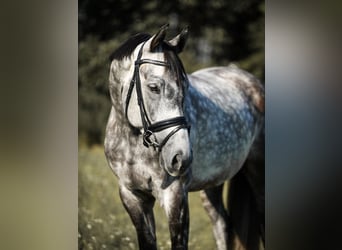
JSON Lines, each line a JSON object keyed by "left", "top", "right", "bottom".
{"left": 162, "top": 43, "right": 188, "bottom": 91}
{"left": 110, "top": 33, "right": 188, "bottom": 92}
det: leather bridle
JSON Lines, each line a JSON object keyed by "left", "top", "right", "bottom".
{"left": 125, "top": 41, "right": 190, "bottom": 151}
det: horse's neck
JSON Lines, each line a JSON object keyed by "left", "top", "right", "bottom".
{"left": 107, "top": 69, "right": 138, "bottom": 142}
{"left": 105, "top": 106, "right": 143, "bottom": 163}
{"left": 108, "top": 58, "right": 135, "bottom": 125}
{"left": 109, "top": 57, "right": 134, "bottom": 105}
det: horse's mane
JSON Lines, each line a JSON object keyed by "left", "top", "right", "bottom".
{"left": 109, "top": 32, "right": 188, "bottom": 89}
{"left": 109, "top": 33, "right": 152, "bottom": 62}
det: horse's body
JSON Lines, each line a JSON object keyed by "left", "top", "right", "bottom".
{"left": 185, "top": 66, "right": 264, "bottom": 191}
{"left": 105, "top": 25, "right": 264, "bottom": 250}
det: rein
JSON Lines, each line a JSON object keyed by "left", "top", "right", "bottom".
{"left": 125, "top": 41, "right": 189, "bottom": 151}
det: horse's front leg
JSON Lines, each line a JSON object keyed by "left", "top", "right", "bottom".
{"left": 119, "top": 185, "right": 157, "bottom": 250}
{"left": 162, "top": 179, "right": 189, "bottom": 250}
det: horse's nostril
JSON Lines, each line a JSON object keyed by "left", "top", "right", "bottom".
{"left": 171, "top": 154, "right": 182, "bottom": 170}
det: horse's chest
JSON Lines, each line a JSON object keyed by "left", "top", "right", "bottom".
{"left": 111, "top": 147, "right": 162, "bottom": 191}
{"left": 118, "top": 162, "right": 161, "bottom": 191}
{"left": 105, "top": 127, "right": 161, "bottom": 190}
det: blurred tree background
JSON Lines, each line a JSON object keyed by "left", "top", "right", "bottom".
{"left": 79, "top": 0, "right": 264, "bottom": 145}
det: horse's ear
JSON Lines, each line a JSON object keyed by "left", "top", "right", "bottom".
{"left": 168, "top": 27, "right": 189, "bottom": 54}
{"left": 150, "top": 24, "right": 169, "bottom": 51}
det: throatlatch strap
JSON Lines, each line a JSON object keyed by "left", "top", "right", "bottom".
{"left": 125, "top": 42, "right": 146, "bottom": 122}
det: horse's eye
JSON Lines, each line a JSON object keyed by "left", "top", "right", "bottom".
{"left": 148, "top": 84, "right": 160, "bottom": 94}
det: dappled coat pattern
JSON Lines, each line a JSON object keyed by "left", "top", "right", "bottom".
{"left": 105, "top": 25, "right": 264, "bottom": 250}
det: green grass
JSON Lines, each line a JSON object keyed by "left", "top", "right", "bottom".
{"left": 79, "top": 146, "right": 216, "bottom": 250}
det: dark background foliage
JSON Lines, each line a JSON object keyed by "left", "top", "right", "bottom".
{"left": 79, "top": 0, "right": 264, "bottom": 144}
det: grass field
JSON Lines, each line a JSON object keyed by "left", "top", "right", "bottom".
{"left": 78, "top": 145, "right": 217, "bottom": 250}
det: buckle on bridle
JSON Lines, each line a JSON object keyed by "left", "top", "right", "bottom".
{"left": 143, "top": 130, "right": 159, "bottom": 149}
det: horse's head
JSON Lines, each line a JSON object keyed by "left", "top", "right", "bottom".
{"left": 110, "top": 24, "right": 192, "bottom": 177}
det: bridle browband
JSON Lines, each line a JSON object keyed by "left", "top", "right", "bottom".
{"left": 125, "top": 41, "right": 190, "bottom": 151}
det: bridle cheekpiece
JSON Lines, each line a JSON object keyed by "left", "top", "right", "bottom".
{"left": 124, "top": 41, "right": 190, "bottom": 151}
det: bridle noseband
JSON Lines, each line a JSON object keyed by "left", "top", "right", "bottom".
{"left": 125, "top": 41, "right": 190, "bottom": 151}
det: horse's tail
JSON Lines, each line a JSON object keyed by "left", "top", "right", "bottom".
{"left": 227, "top": 129, "right": 265, "bottom": 250}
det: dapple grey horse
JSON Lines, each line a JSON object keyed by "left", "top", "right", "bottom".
{"left": 104, "top": 24, "right": 264, "bottom": 250}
